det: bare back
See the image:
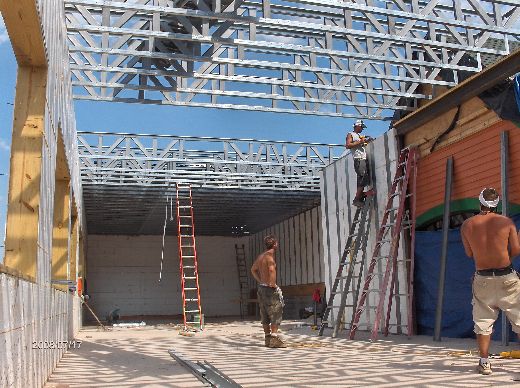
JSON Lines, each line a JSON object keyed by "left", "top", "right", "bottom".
{"left": 461, "top": 213, "right": 520, "bottom": 270}
{"left": 251, "top": 249, "right": 277, "bottom": 287}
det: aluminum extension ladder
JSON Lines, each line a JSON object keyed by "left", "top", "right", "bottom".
{"left": 235, "top": 244, "right": 250, "bottom": 319}
{"left": 349, "top": 147, "right": 417, "bottom": 341}
{"left": 176, "top": 184, "right": 203, "bottom": 331}
{"left": 319, "top": 194, "right": 374, "bottom": 337}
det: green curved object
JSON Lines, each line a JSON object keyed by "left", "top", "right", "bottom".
{"left": 416, "top": 198, "right": 520, "bottom": 228}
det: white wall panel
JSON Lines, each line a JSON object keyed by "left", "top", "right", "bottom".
{"left": 0, "top": 274, "right": 79, "bottom": 387}
{"left": 248, "top": 207, "right": 323, "bottom": 288}
{"left": 320, "top": 129, "right": 410, "bottom": 334}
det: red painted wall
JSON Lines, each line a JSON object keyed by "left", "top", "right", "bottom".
{"left": 416, "top": 120, "right": 520, "bottom": 218}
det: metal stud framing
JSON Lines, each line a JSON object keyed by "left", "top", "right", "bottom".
{"left": 65, "top": 0, "right": 520, "bottom": 119}
{"left": 78, "top": 131, "right": 344, "bottom": 235}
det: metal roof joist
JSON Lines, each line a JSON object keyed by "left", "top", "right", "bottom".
{"left": 79, "top": 132, "right": 338, "bottom": 234}
{"left": 65, "top": 0, "right": 519, "bottom": 118}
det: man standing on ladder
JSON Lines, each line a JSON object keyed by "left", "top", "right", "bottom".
{"left": 251, "top": 235, "right": 287, "bottom": 348}
{"left": 346, "top": 119, "right": 374, "bottom": 207}
{"left": 461, "top": 188, "right": 520, "bottom": 375}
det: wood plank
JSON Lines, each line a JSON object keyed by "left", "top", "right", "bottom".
{"left": 0, "top": 0, "right": 46, "bottom": 67}
{"left": 51, "top": 179, "right": 70, "bottom": 291}
{"left": 4, "top": 67, "right": 46, "bottom": 278}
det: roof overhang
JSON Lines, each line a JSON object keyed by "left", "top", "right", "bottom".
{"left": 393, "top": 48, "right": 520, "bottom": 136}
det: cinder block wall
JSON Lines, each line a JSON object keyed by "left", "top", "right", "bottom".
{"left": 86, "top": 235, "right": 248, "bottom": 319}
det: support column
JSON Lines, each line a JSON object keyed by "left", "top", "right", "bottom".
{"left": 69, "top": 209, "right": 79, "bottom": 283}
{"left": 3, "top": 67, "right": 47, "bottom": 279}
{"left": 51, "top": 179, "right": 71, "bottom": 290}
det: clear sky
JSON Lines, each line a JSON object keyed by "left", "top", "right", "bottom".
{"left": 0, "top": 13, "right": 390, "bottom": 261}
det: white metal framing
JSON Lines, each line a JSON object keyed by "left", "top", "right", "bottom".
{"left": 65, "top": 0, "right": 520, "bottom": 119}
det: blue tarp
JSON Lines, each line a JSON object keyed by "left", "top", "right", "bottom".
{"left": 415, "top": 214, "right": 520, "bottom": 340}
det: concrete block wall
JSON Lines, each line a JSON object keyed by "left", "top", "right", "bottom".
{"left": 86, "top": 235, "right": 248, "bottom": 319}
{"left": 320, "top": 129, "right": 410, "bottom": 333}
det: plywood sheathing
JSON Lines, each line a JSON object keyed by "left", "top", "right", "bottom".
{"left": 3, "top": 67, "right": 46, "bottom": 279}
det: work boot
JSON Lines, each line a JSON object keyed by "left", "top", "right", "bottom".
{"left": 476, "top": 360, "right": 492, "bottom": 375}
{"left": 264, "top": 334, "right": 272, "bottom": 347}
{"left": 268, "top": 335, "right": 287, "bottom": 348}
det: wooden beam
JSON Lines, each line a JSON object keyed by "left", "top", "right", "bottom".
{"left": 78, "top": 231, "right": 86, "bottom": 279}
{"left": 4, "top": 67, "right": 47, "bottom": 279}
{"left": 0, "top": 0, "right": 46, "bottom": 67}
{"left": 51, "top": 179, "right": 71, "bottom": 290}
{"left": 69, "top": 206, "right": 79, "bottom": 282}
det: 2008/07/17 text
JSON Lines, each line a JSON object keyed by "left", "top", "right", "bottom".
{"left": 32, "top": 340, "right": 82, "bottom": 349}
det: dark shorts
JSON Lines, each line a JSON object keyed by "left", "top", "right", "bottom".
{"left": 354, "top": 158, "right": 370, "bottom": 188}
{"left": 257, "top": 285, "right": 284, "bottom": 325}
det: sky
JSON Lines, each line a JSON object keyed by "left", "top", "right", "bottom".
{"left": 0, "top": 12, "right": 390, "bottom": 262}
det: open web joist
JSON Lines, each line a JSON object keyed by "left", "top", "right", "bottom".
{"left": 78, "top": 131, "right": 344, "bottom": 235}
{"left": 65, "top": 0, "right": 520, "bottom": 119}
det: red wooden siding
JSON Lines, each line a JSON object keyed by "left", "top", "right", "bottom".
{"left": 416, "top": 120, "right": 520, "bottom": 217}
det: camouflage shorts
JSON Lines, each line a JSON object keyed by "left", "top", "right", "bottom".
{"left": 258, "top": 285, "right": 284, "bottom": 325}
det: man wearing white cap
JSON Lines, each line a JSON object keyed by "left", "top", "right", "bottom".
{"left": 461, "top": 187, "right": 520, "bottom": 375}
{"left": 346, "top": 119, "right": 374, "bottom": 207}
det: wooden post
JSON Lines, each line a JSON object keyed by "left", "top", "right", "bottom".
{"left": 51, "top": 179, "right": 70, "bottom": 290}
{"left": 52, "top": 129, "right": 71, "bottom": 290}
{"left": 69, "top": 207, "right": 79, "bottom": 282}
{"left": 3, "top": 67, "right": 47, "bottom": 279}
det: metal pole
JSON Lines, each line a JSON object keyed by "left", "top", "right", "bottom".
{"left": 501, "top": 131, "right": 510, "bottom": 346}
{"left": 433, "top": 156, "right": 453, "bottom": 342}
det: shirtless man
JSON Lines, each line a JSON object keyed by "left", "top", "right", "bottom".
{"left": 251, "top": 235, "right": 286, "bottom": 348}
{"left": 461, "top": 188, "right": 520, "bottom": 375}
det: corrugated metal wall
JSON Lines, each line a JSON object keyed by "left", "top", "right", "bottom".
{"left": 1, "top": 0, "right": 83, "bottom": 386}
{"left": 320, "top": 129, "right": 410, "bottom": 332}
{"left": 247, "top": 207, "right": 323, "bottom": 289}
{"left": 416, "top": 120, "right": 520, "bottom": 218}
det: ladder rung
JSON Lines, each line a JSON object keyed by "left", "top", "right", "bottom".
{"left": 185, "top": 322, "right": 199, "bottom": 324}
{"left": 184, "top": 266, "right": 195, "bottom": 268}
{"left": 385, "top": 207, "right": 400, "bottom": 212}
{"left": 185, "top": 298, "right": 198, "bottom": 301}
{"left": 182, "top": 255, "right": 195, "bottom": 258}
{"left": 185, "top": 288, "right": 198, "bottom": 291}
{"left": 181, "top": 246, "right": 194, "bottom": 248}
{"left": 185, "top": 309, "right": 200, "bottom": 313}
{"left": 184, "top": 276, "right": 196, "bottom": 280}
{"left": 180, "top": 235, "right": 194, "bottom": 237}
{"left": 179, "top": 206, "right": 192, "bottom": 208}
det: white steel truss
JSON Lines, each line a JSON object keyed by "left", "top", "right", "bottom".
{"left": 78, "top": 131, "right": 344, "bottom": 234}
{"left": 78, "top": 131, "right": 346, "bottom": 190}
{"left": 65, "top": 0, "right": 520, "bottom": 119}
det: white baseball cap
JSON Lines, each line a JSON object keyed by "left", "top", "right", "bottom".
{"left": 353, "top": 119, "right": 366, "bottom": 128}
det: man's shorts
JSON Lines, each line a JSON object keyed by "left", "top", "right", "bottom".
{"left": 257, "top": 285, "right": 284, "bottom": 326}
{"left": 354, "top": 158, "right": 370, "bottom": 188}
{"left": 472, "top": 272, "right": 520, "bottom": 335}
